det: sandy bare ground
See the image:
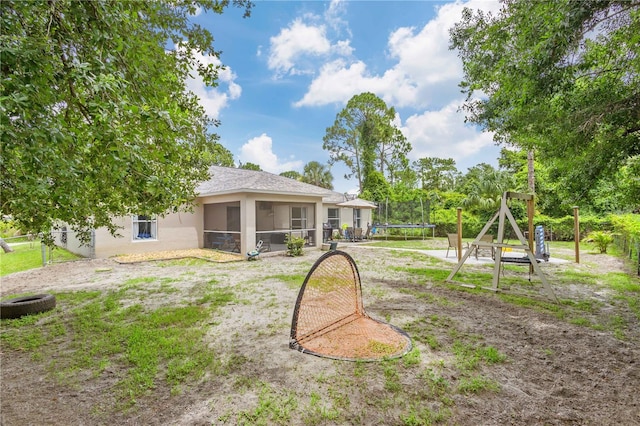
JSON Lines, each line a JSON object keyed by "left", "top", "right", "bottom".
{"left": 1, "top": 243, "right": 639, "bottom": 425}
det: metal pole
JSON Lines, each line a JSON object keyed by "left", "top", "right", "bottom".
{"left": 420, "top": 198, "right": 423, "bottom": 239}
{"left": 573, "top": 206, "right": 580, "bottom": 264}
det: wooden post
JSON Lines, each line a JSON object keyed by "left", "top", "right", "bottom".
{"left": 527, "top": 197, "right": 535, "bottom": 274}
{"left": 573, "top": 206, "right": 580, "bottom": 264}
{"left": 527, "top": 198, "right": 534, "bottom": 251}
{"left": 456, "top": 207, "right": 463, "bottom": 261}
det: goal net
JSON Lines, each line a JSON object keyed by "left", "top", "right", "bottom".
{"left": 289, "top": 250, "right": 411, "bottom": 361}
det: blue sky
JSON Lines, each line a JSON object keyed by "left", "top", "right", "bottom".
{"left": 187, "top": 0, "right": 502, "bottom": 193}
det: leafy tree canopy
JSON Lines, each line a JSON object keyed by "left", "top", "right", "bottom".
{"left": 450, "top": 0, "right": 639, "bottom": 205}
{"left": 413, "top": 157, "right": 461, "bottom": 192}
{"left": 238, "top": 162, "right": 262, "bottom": 171}
{"left": 1, "top": 0, "right": 251, "bottom": 242}
{"left": 301, "top": 161, "right": 333, "bottom": 190}
{"left": 323, "top": 92, "right": 411, "bottom": 193}
{"left": 360, "top": 170, "right": 390, "bottom": 203}
{"left": 459, "top": 164, "right": 515, "bottom": 219}
{"left": 280, "top": 171, "right": 302, "bottom": 181}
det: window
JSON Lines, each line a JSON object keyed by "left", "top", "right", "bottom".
{"left": 327, "top": 208, "right": 340, "bottom": 229}
{"left": 354, "top": 209, "right": 362, "bottom": 228}
{"left": 291, "top": 206, "right": 308, "bottom": 229}
{"left": 132, "top": 215, "right": 157, "bottom": 240}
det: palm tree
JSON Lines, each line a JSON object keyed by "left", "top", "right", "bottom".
{"left": 462, "top": 169, "right": 514, "bottom": 219}
{"left": 301, "top": 161, "right": 334, "bottom": 189}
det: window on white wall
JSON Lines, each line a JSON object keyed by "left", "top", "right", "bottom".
{"left": 132, "top": 215, "right": 157, "bottom": 240}
{"left": 291, "top": 207, "right": 307, "bottom": 229}
{"left": 327, "top": 208, "right": 340, "bottom": 229}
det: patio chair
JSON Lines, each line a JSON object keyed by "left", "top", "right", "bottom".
{"left": 446, "top": 233, "right": 468, "bottom": 258}
{"left": 472, "top": 234, "right": 495, "bottom": 259}
{"left": 345, "top": 227, "right": 354, "bottom": 241}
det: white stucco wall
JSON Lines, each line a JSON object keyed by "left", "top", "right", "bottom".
{"left": 92, "top": 208, "right": 203, "bottom": 258}
{"left": 323, "top": 206, "right": 373, "bottom": 229}
{"left": 72, "top": 194, "right": 339, "bottom": 259}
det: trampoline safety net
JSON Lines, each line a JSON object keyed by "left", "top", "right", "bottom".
{"left": 289, "top": 250, "right": 412, "bottom": 361}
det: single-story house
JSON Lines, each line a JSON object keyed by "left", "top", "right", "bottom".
{"left": 58, "top": 166, "right": 376, "bottom": 258}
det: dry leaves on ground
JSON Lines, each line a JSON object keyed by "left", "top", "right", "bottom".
{"left": 112, "top": 248, "right": 244, "bottom": 264}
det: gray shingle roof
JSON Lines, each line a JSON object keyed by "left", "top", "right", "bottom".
{"left": 323, "top": 190, "right": 350, "bottom": 204}
{"left": 196, "top": 166, "right": 334, "bottom": 198}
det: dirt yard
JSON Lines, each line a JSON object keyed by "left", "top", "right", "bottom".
{"left": 1, "top": 242, "right": 639, "bottom": 425}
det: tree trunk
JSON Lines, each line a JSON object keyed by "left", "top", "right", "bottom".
{"left": 0, "top": 237, "right": 14, "bottom": 253}
{"left": 527, "top": 150, "right": 535, "bottom": 193}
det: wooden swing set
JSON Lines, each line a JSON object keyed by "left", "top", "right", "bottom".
{"left": 446, "top": 191, "right": 558, "bottom": 302}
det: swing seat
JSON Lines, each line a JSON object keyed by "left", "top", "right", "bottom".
{"left": 500, "top": 256, "right": 539, "bottom": 264}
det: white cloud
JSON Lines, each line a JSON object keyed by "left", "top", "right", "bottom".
{"left": 294, "top": 60, "right": 372, "bottom": 107}
{"left": 268, "top": 19, "right": 331, "bottom": 76}
{"left": 401, "top": 100, "right": 497, "bottom": 171}
{"left": 294, "top": 0, "right": 500, "bottom": 109}
{"left": 239, "top": 133, "right": 304, "bottom": 173}
{"left": 267, "top": 0, "right": 355, "bottom": 78}
{"left": 182, "top": 50, "right": 242, "bottom": 119}
{"left": 325, "top": 0, "right": 350, "bottom": 36}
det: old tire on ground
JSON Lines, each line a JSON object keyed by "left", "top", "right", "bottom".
{"left": 0, "top": 294, "right": 56, "bottom": 319}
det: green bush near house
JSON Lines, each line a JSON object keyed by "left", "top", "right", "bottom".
{"left": 285, "top": 234, "right": 305, "bottom": 257}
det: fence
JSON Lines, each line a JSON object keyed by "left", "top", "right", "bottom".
{"left": 1, "top": 229, "right": 94, "bottom": 268}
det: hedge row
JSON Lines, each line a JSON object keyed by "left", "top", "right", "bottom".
{"left": 380, "top": 211, "right": 639, "bottom": 274}
{"left": 383, "top": 210, "right": 637, "bottom": 243}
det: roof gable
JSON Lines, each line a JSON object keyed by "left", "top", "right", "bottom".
{"left": 196, "top": 166, "right": 333, "bottom": 197}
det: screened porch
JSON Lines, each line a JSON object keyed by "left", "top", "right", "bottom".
{"left": 255, "top": 201, "right": 316, "bottom": 253}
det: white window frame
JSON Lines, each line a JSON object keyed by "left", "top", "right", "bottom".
{"left": 327, "top": 208, "right": 340, "bottom": 229}
{"left": 291, "top": 206, "right": 308, "bottom": 230}
{"left": 132, "top": 215, "right": 157, "bottom": 241}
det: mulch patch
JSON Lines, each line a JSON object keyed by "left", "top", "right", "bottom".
{"left": 112, "top": 248, "right": 244, "bottom": 264}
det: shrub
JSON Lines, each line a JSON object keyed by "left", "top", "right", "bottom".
{"left": 582, "top": 231, "right": 615, "bottom": 253}
{"left": 285, "top": 234, "right": 305, "bottom": 257}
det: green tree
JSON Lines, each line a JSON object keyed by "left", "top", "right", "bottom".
{"left": 301, "top": 161, "right": 333, "bottom": 189}
{"left": 361, "top": 170, "right": 390, "bottom": 204}
{"left": 497, "top": 147, "right": 563, "bottom": 216}
{"left": 450, "top": 0, "right": 640, "bottom": 207}
{"left": 456, "top": 163, "right": 495, "bottom": 194}
{"left": 460, "top": 165, "right": 515, "bottom": 219}
{"left": 413, "top": 157, "right": 461, "bottom": 192}
{"left": 589, "top": 155, "right": 640, "bottom": 214}
{"left": 280, "top": 171, "right": 302, "bottom": 181}
{"left": 323, "top": 92, "right": 411, "bottom": 192}
{"left": 616, "top": 156, "right": 640, "bottom": 212}
{"left": 238, "top": 162, "right": 262, "bottom": 171}
{"left": 1, "top": 0, "right": 252, "bottom": 242}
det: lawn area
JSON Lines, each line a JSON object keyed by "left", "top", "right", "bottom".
{"left": 0, "top": 241, "right": 80, "bottom": 277}
{"left": 1, "top": 242, "right": 638, "bottom": 425}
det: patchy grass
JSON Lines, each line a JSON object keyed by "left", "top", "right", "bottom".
{"left": 456, "top": 374, "right": 500, "bottom": 394}
{"left": 265, "top": 273, "right": 308, "bottom": 290}
{"left": 367, "top": 240, "right": 438, "bottom": 250}
{"left": 2, "top": 244, "right": 638, "bottom": 425}
{"left": 1, "top": 280, "right": 235, "bottom": 409}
